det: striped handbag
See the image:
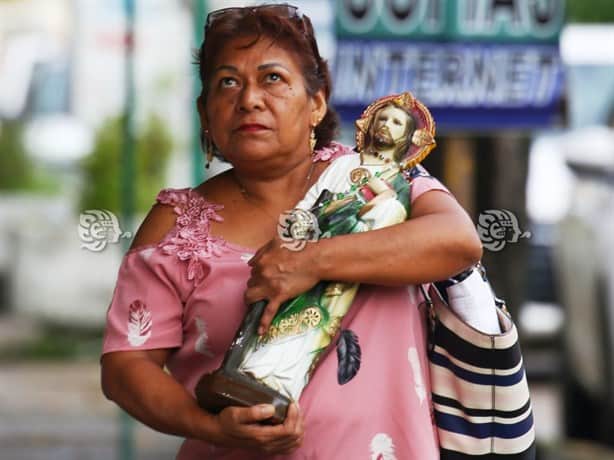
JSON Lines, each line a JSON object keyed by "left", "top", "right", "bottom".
{"left": 420, "top": 268, "right": 536, "bottom": 459}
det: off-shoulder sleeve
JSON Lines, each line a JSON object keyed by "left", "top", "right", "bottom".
{"left": 102, "top": 246, "right": 193, "bottom": 354}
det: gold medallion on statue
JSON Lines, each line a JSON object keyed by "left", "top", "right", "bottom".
{"left": 349, "top": 167, "right": 371, "bottom": 184}
{"left": 301, "top": 307, "right": 322, "bottom": 328}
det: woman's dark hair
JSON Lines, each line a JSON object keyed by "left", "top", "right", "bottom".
{"left": 195, "top": 6, "right": 338, "bottom": 150}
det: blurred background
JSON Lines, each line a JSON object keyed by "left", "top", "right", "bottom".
{"left": 0, "top": 0, "right": 613, "bottom": 459}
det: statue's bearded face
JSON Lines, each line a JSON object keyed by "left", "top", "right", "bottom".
{"left": 372, "top": 105, "right": 410, "bottom": 149}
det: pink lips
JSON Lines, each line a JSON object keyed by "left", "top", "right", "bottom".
{"left": 237, "top": 124, "right": 268, "bottom": 132}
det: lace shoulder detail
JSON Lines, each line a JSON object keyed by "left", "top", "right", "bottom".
{"left": 312, "top": 141, "right": 354, "bottom": 163}
{"left": 155, "top": 188, "right": 227, "bottom": 282}
{"left": 156, "top": 187, "right": 192, "bottom": 208}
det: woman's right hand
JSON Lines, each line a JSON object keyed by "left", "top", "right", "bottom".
{"left": 210, "top": 403, "right": 304, "bottom": 455}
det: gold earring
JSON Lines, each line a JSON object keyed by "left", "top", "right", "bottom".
{"left": 206, "top": 139, "right": 214, "bottom": 169}
{"left": 309, "top": 127, "right": 317, "bottom": 154}
{"left": 202, "top": 129, "right": 214, "bottom": 169}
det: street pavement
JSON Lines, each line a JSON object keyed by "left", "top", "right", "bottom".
{"left": 1, "top": 361, "right": 614, "bottom": 459}
{"left": 0, "top": 361, "right": 182, "bottom": 460}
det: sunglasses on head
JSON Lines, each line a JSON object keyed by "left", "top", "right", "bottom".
{"left": 205, "top": 3, "right": 304, "bottom": 33}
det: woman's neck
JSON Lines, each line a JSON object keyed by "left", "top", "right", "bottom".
{"left": 232, "top": 155, "right": 315, "bottom": 210}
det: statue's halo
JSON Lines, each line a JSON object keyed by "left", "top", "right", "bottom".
{"left": 354, "top": 91, "right": 436, "bottom": 170}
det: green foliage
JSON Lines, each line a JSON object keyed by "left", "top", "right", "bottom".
{"left": 135, "top": 115, "right": 173, "bottom": 211}
{"left": 0, "top": 120, "right": 60, "bottom": 194}
{"left": 79, "top": 114, "right": 173, "bottom": 215}
{"left": 0, "top": 121, "right": 33, "bottom": 191}
{"left": 0, "top": 325, "right": 103, "bottom": 362}
{"left": 567, "top": 0, "right": 614, "bottom": 23}
{"left": 79, "top": 117, "right": 122, "bottom": 214}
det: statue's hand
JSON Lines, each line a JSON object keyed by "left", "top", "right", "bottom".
{"left": 245, "top": 237, "right": 320, "bottom": 335}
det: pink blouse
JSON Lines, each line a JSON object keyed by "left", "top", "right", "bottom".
{"left": 102, "top": 142, "right": 450, "bottom": 459}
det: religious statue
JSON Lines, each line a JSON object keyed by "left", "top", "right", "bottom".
{"left": 195, "top": 92, "right": 437, "bottom": 423}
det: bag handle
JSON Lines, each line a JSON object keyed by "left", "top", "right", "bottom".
{"left": 418, "top": 283, "right": 433, "bottom": 308}
{"left": 418, "top": 283, "right": 438, "bottom": 337}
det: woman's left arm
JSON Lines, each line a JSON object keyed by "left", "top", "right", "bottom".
{"left": 315, "top": 189, "right": 482, "bottom": 284}
{"left": 246, "top": 189, "right": 482, "bottom": 332}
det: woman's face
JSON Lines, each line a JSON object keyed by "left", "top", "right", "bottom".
{"left": 200, "top": 36, "right": 326, "bottom": 169}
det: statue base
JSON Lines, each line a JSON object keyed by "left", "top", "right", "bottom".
{"left": 195, "top": 368, "right": 291, "bottom": 425}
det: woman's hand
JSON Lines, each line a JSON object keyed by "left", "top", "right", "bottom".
{"left": 211, "top": 403, "right": 304, "bottom": 454}
{"left": 245, "top": 238, "right": 321, "bottom": 334}
{"left": 102, "top": 350, "right": 303, "bottom": 454}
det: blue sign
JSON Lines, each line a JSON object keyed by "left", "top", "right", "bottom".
{"left": 336, "top": 0, "right": 565, "bottom": 42}
{"left": 331, "top": 40, "right": 564, "bottom": 129}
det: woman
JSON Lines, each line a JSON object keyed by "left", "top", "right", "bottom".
{"left": 101, "top": 5, "right": 482, "bottom": 459}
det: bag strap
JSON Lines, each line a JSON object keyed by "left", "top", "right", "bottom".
{"left": 418, "top": 284, "right": 438, "bottom": 338}
{"left": 418, "top": 283, "right": 432, "bottom": 307}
